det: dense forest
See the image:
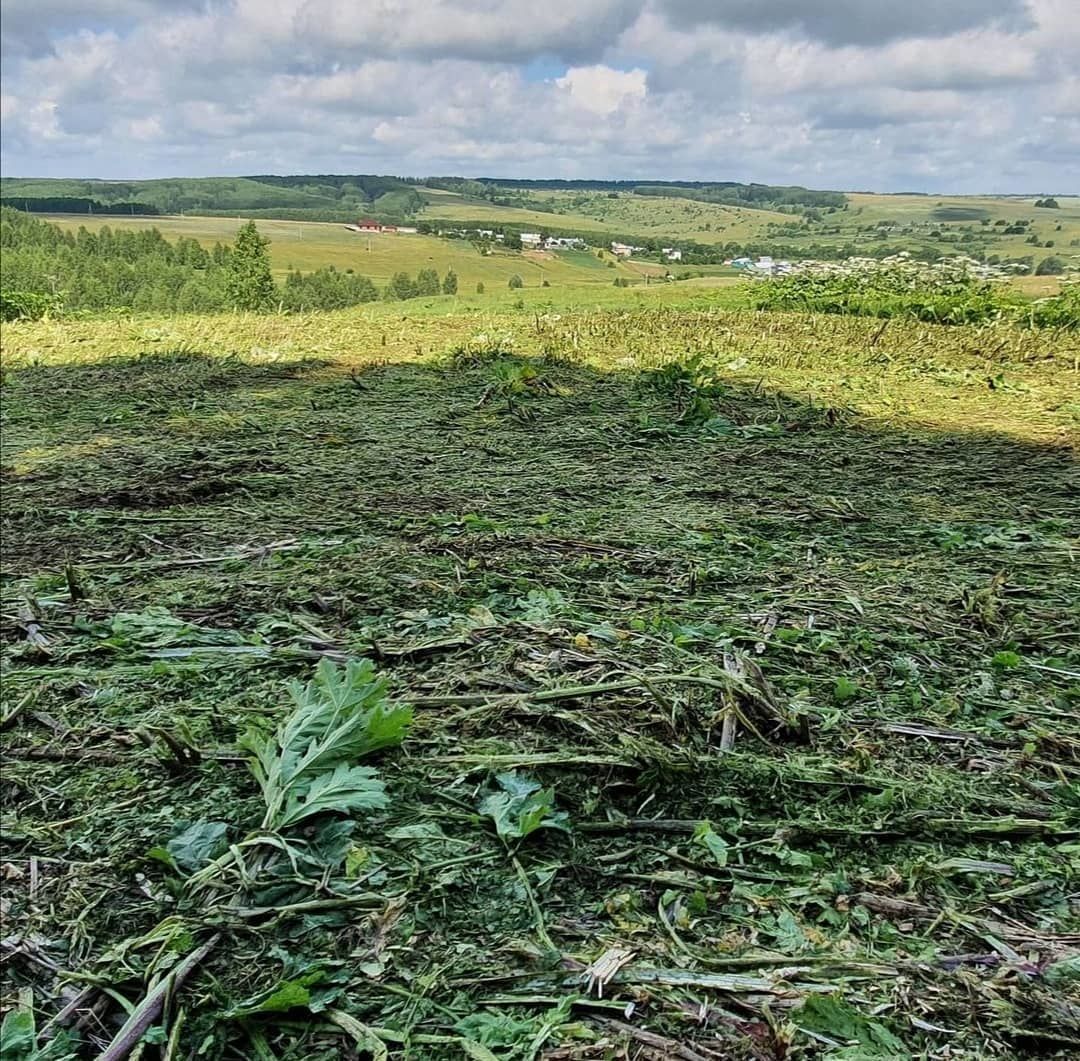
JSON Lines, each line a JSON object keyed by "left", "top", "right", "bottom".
{"left": 0, "top": 208, "right": 450, "bottom": 317}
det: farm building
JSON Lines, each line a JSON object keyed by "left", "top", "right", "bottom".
{"left": 520, "top": 232, "right": 543, "bottom": 248}
{"left": 356, "top": 219, "right": 381, "bottom": 232}
{"left": 662, "top": 247, "right": 683, "bottom": 261}
{"left": 611, "top": 242, "right": 633, "bottom": 257}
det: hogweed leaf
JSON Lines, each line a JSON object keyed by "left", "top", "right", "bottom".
{"left": 241, "top": 660, "right": 410, "bottom": 831}
{"left": 479, "top": 772, "right": 570, "bottom": 841}
{"left": 278, "top": 764, "right": 387, "bottom": 828}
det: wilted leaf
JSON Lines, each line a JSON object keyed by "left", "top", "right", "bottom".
{"left": 796, "top": 994, "right": 905, "bottom": 1056}
{"left": 692, "top": 822, "right": 729, "bottom": 867}
{"left": 479, "top": 772, "right": 569, "bottom": 841}
{"left": 164, "top": 820, "right": 229, "bottom": 873}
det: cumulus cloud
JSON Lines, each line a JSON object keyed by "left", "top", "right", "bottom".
{"left": 657, "top": 0, "right": 1033, "bottom": 47}
{"left": 0, "top": 0, "right": 1076, "bottom": 191}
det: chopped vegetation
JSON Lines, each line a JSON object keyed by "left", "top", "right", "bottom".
{"left": 1, "top": 298, "right": 1078, "bottom": 1059}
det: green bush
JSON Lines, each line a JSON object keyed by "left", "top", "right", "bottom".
{"left": 751, "top": 255, "right": 1032, "bottom": 326}
{"left": 1035, "top": 255, "right": 1066, "bottom": 276}
{"left": 0, "top": 290, "right": 61, "bottom": 321}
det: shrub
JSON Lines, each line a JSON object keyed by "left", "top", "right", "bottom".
{"left": 0, "top": 290, "right": 62, "bottom": 321}
{"left": 1035, "top": 256, "right": 1066, "bottom": 275}
{"left": 508, "top": 274, "right": 524, "bottom": 289}
{"left": 751, "top": 254, "right": 1029, "bottom": 326}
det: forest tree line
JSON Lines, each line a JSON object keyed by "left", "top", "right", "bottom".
{"left": 0, "top": 209, "right": 458, "bottom": 318}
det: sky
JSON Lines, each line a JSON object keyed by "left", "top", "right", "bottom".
{"left": 1, "top": 0, "right": 1077, "bottom": 193}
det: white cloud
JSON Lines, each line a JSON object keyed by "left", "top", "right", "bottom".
{"left": 556, "top": 65, "right": 647, "bottom": 116}
{"left": 0, "top": 0, "right": 1076, "bottom": 190}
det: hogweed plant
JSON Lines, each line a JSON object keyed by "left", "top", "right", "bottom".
{"left": 242, "top": 659, "right": 411, "bottom": 832}
{"left": 180, "top": 659, "right": 411, "bottom": 898}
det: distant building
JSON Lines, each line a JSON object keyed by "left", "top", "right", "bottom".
{"left": 520, "top": 232, "right": 543, "bottom": 248}
{"left": 396, "top": 226, "right": 418, "bottom": 234}
{"left": 662, "top": 247, "right": 682, "bottom": 261}
{"left": 611, "top": 242, "right": 633, "bottom": 257}
{"left": 381, "top": 224, "right": 398, "bottom": 234}
{"left": 357, "top": 219, "right": 381, "bottom": 232}
{"left": 545, "top": 236, "right": 586, "bottom": 250}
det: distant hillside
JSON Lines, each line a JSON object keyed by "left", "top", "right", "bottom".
{"left": 1, "top": 174, "right": 843, "bottom": 223}
{"left": 430, "top": 177, "right": 847, "bottom": 210}
{"left": 0, "top": 174, "right": 423, "bottom": 221}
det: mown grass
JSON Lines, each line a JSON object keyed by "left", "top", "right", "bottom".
{"left": 1, "top": 299, "right": 1078, "bottom": 1059}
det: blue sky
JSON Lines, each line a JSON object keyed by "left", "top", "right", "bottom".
{"left": 1, "top": 1, "right": 1077, "bottom": 192}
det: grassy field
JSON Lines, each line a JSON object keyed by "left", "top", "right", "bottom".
{"left": 420, "top": 186, "right": 1080, "bottom": 265}
{"left": 40, "top": 213, "right": 654, "bottom": 290}
{"left": 36, "top": 209, "right": 1070, "bottom": 309}
{"left": 2, "top": 293, "right": 1077, "bottom": 1059}
{"left": 420, "top": 187, "right": 793, "bottom": 244}
{"left": 843, "top": 194, "right": 1080, "bottom": 261}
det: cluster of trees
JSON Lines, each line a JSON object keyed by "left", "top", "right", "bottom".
{"left": 1, "top": 197, "right": 161, "bottom": 215}
{"left": 0, "top": 209, "right": 467, "bottom": 317}
{"left": 1, "top": 207, "right": 238, "bottom": 313}
{"left": 384, "top": 268, "right": 458, "bottom": 300}
{"left": 1034, "top": 198, "right": 1060, "bottom": 209}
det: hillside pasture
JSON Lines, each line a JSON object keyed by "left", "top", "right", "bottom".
{"left": 39, "top": 213, "right": 649, "bottom": 290}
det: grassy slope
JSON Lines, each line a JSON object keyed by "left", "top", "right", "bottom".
{"left": 1, "top": 175, "right": 344, "bottom": 210}
{"left": 845, "top": 193, "right": 1080, "bottom": 260}
{"left": 420, "top": 187, "right": 793, "bottom": 244}
{"left": 39, "top": 214, "right": 653, "bottom": 289}
{"left": 2, "top": 297, "right": 1077, "bottom": 1058}
{"left": 424, "top": 186, "right": 1080, "bottom": 262}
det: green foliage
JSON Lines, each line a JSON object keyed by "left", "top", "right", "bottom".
{"left": 0, "top": 1009, "right": 35, "bottom": 1060}
{"left": 443, "top": 268, "right": 459, "bottom": 294}
{"left": 162, "top": 821, "right": 230, "bottom": 872}
{"left": 415, "top": 267, "right": 441, "bottom": 296}
{"left": 478, "top": 772, "right": 569, "bottom": 841}
{"left": 282, "top": 266, "right": 378, "bottom": 311}
{"left": 0, "top": 1002, "right": 73, "bottom": 1060}
{"left": 226, "top": 221, "right": 275, "bottom": 311}
{"left": 693, "top": 822, "right": 729, "bottom": 866}
{"left": 0, "top": 290, "right": 61, "bottom": 321}
{"left": 795, "top": 994, "right": 905, "bottom": 1057}
{"left": 448, "top": 332, "right": 515, "bottom": 366}
{"left": 384, "top": 271, "right": 417, "bottom": 300}
{"left": 991, "top": 650, "right": 1022, "bottom": 671}
{"left": 751, "top": 255, "right": 1059, "bottom": 326}
{"left": 508, "top": 273, "right": 524, "bottom": 289}
{"left": 222, "top": 951, "right": 349, "bottom": 1019}
{"left": 640, "top": 353, "right": 727, "bottom": 426}
{"left": 476, "top": 281, "right": 485, "bottom": 294}
{"left": 1027, "top": 281, "right": 1079, "bottom": 327}
{"left": 240, "top": 658, "right": 412, "bottom": 831}
{"left": 1034, "top": 255, "right": 1067, "bottom": 275}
